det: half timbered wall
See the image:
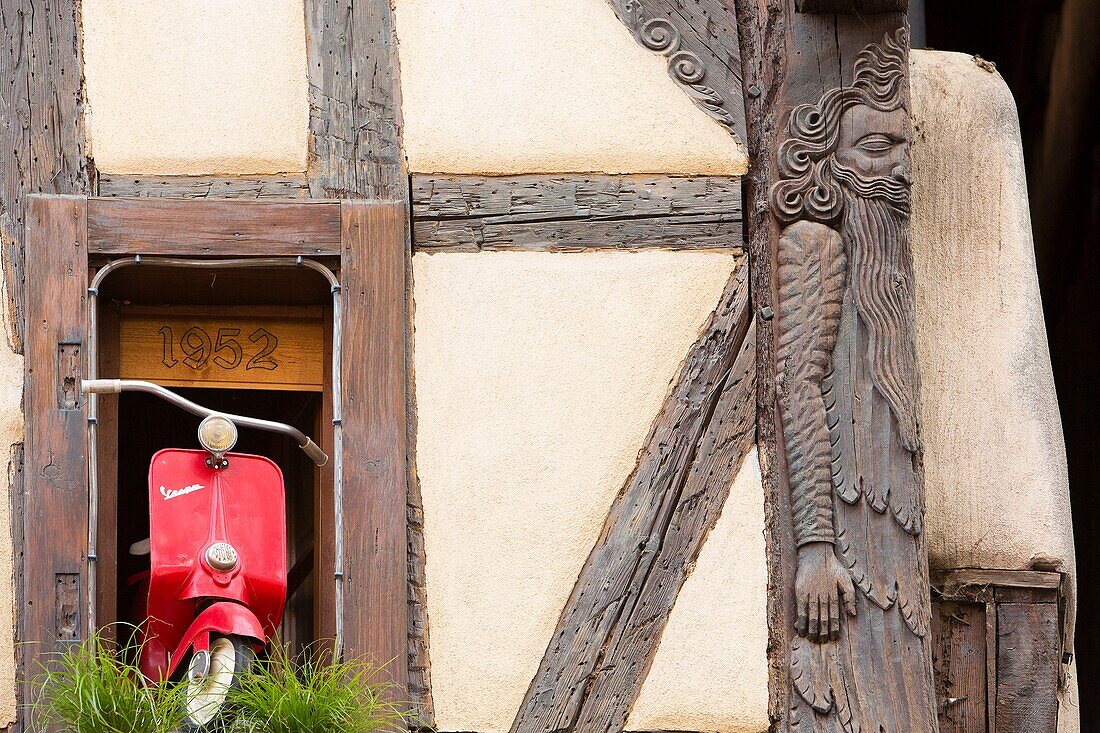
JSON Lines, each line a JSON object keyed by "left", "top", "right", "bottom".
{"left": 0, "top": 1, "right": 1080, "bottom": 732}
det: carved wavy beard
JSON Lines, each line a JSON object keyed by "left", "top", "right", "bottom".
{"left": 842, "top": 192, "right": 922, "bottom": 452}
{"left": 832, "top": 159, "right": 910, "bottom": 217}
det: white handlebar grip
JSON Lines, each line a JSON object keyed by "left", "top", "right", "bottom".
{"left": 82, "top": 379, "right": 122, "bottom": 394}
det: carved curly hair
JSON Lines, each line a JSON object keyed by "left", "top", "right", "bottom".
{"left": 770, "top": 28, "right": 909, "bottom": 225}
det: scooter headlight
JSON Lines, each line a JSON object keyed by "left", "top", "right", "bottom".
{"left": 198, "top": 415, "right": 238, "bottom": 457}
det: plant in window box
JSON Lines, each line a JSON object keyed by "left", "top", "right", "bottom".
{"left": 225, "top": 642, "right": 415, "bottom": 733}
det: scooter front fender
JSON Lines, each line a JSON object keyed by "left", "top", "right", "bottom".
{"left": 163, "top": 602, "right": 265, "bottom": 681}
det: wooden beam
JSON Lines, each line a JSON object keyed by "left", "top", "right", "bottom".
{"left": 605, "top": 0, "right": 747, "bottom": 145}
{"left": 735, "top": 4, "right": 936, "bottom": 731}
{"left": 86, "top": 198, "right": 342, "bottom": 256}
{"left": 995, "top": 603, "right": 1061, "bottom": 732}
{"left": 412, "top": 175, "right": 743, "bottom": 252}
{"left": 511, "top": 261, "right": 755, "bottom": 733}
{"left": 339, "top": 201, "right": 409, "bottom": 694}
{"left": 795, "top": 0, "right": 908, "bottom": 12}
{"left": 304, "top": 0, "right": 429, "bottom": 717}
{"left": 305, "top": 0, "right": 405, "bottom": 201}
{"left": 23, "top": 195, "right": 89, "bottom": 731}
{"left": 97, "top": 174, "right": 310, "bottom": 199}
{"left": 0, "top": 0, "right": 93, "bottom": 354}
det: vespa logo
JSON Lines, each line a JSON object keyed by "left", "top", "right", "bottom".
{"left": 160, "top": 483, "right": 205, "bottom": 501}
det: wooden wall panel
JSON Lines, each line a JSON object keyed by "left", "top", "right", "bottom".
{"left": 87, "top": 199, "right": 342, "bottom": 256}
{"left": 996, "top": 603, "right": 1060, "bottom": 732}
{"left": 933, "top": 600, "right": 988, "bottom": 733}
{"left": 22, "top": 195, "right": 89, "bottom": 730}
{"left": 339, "top": 201, "right": 408, "bottom": 694}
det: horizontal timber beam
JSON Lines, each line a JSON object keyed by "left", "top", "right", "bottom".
{"left": 412, "top": 174, "right": 743, "bottom": 252}
{"left": 87, "top": 198, "right": 343, "bottom": 256}
{"left": 795, "top": 0, "right": 908, "bottom": 11}
{"left": 97, "top": 174, "right": 310, "bottom": 199}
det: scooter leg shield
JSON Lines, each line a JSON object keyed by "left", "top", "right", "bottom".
{"left": 165, "top": 603, "right": 265, "bottom": 680}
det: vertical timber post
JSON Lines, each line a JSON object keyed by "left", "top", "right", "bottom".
{"left": 22, "top": 194, "right": 89, "bottom": 730}
{"left": 339, "top": 201, "right": 410, "bottom": 695}
{"left": 735, "top": 1, "right": 940, "bottom": 731}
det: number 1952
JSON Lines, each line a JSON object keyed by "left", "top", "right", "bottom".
{"left": 158, "top": 325, "right": 279, "bottom": 371}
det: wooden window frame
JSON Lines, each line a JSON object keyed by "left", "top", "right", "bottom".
{"left": 21, "top": 195, "right": 409, "bottom": 728}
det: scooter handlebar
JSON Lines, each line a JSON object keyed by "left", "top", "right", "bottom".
{"left": 80, "top": 379, "right": 330, "bottom": 467}
{"left": 301, "top": 439, "right": 329, "bottom": 467}
{"left": 83, "top": 379, "right": 122, "bottom": 394}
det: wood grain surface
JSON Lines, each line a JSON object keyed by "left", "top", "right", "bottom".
{"left": 412, "top": 174, "right": 742, "bottom": 252}
{"left": 87, "top": 198, "right": 342, "bottom": 256}
{"left": 23, "top": 195, "right": 89, "bottom": 732}
{"left": 339, "top": 201, "right": 409, "bottom": 696}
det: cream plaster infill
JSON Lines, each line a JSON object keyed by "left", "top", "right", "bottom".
{"left": 412, "top": 250, "right": 738, "bottom": 733}
{"left": 0, "top": 282, "right": 24, "bottom": 725}
{"left": 81, "top": 0, "right": 309, "bottom": 175}
{"left": 394, "top": 0, "right": 748, "bottom": 176}
{"left": 626, "top": 449, "right": 769, "bottom": 733}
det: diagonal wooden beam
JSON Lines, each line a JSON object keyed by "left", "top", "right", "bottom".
{"left": 605, "top": 0, "right": 747, "bottom": 146}
{"left": 511, "top": 261, "right": 757, "bottom": 733}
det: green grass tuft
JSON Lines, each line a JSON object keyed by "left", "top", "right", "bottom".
{"left": 31, "top": 629, "right": 184, "bottom": 733}
{"left": 227, "top": 643, "right": 412, "bottom": 733}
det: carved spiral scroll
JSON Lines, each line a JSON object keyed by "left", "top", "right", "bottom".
{"left": 629, "top": 14, "right": 739, "bottom": 135}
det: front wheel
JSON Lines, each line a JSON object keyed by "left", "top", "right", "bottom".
{"left": 183, "top": 635, "right": 255, "bottom": 732}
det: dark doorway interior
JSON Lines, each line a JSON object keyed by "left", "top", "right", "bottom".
{"left": 920, "top": 0, "right": 1098, "bottom": 725}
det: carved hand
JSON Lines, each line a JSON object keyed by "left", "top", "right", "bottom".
{"left": 795, "top": 541, "right": 857, "bottom": 642}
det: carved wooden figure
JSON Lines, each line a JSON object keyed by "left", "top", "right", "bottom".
{"left": 736, "top": 2, "right": 938, "bottom": 729}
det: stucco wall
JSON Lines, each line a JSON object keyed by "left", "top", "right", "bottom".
{"left": 394, "top": 0, "right": 748, "bottom": 175}
{"left": 911, "top": 49, "right": 1078, "bottom": 729}
{"left": 412, "top": 251, "right": 738, "bottom": 732}
{"left": 0, "top": 291, "right": 23, "bottom": 725}
{"left": 911, "top": 50, "right": 1075, "bottom": 583}
{"left": 81, "top": 0, "right": 308, "bottom": 175}
{"left": 626, "top": 449, "right": 769, "bottom": 733}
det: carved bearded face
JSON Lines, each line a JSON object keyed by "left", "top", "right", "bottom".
{"left": 832, "top": 104, "right": 912, "bottom": 218}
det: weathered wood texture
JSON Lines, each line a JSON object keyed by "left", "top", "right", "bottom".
{"left": 996, "top": 603, "right": 1060, "bottom": 732}
{"left": 86, "top": 198, "right": 342, "bottom": 256}
{"left": 305, "top": 0, "right": 405, "bottom": 201}
{"left": 933, "top": 600, "right": 987, "bottom": 733}
{"left": 411, "top": 175, "right": 743, "bottom": 252}
{"left": 735, "top": 4, "right": 936, "bottom": 731}
{"left": 339, "top": 201, "right": 409, "bottom": 694}
{"left": 796, "top": 0, "right": 908, "bottom": 12}
{"left": 97, "top": 174, "right": 310, "bottom": 199}
{"left": 511, "top": 261, "right": 755, "bottom": 733}
{"left": 931, "top": 570, "right": 1065, "bottom": 733}
{"left": 605, "top": 0, "right": 746, "bottom": 144}
{"left": 304, "top": 0, "right": 428, "bottom": 715}
{"left": 0, "top": 0, "right": 93, "bottom": 354}
{"left": 23, "top": 195, "right": 89, "bottom": 732}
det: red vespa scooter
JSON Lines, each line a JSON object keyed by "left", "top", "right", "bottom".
{"left": 82, "top": 378, "right": 328, "bottom": 731}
